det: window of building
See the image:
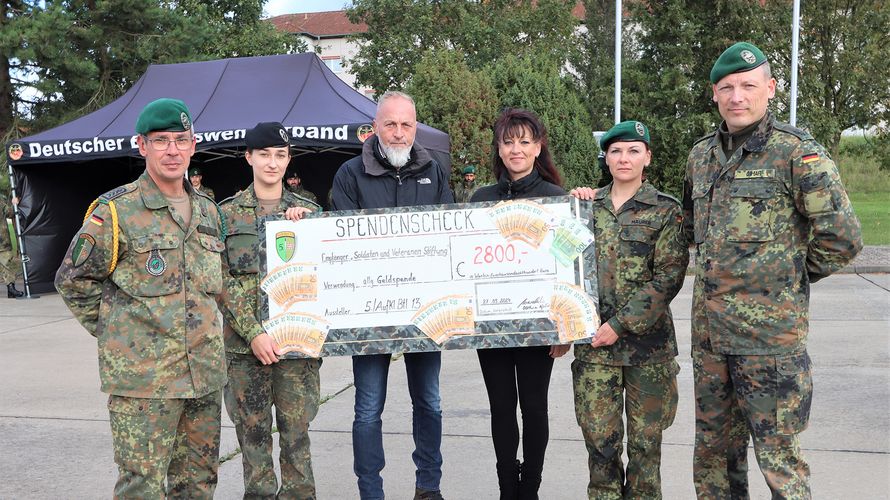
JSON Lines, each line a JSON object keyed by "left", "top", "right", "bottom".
{"left": 322, "top": 56, "right": 343, "bottom": 73}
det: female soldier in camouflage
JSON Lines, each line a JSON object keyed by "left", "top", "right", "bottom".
{"left": 572, "top": 121, "right": 688, "bottom": 499}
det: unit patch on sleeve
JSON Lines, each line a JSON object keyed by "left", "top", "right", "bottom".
{"left": 72, "top": 234, "right": 96, "bottom": 267}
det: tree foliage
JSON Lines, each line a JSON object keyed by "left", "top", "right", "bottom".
{"left": 0, "top": 0, "right": 306, "bottom": 140}
{"left": 405, "top": 50, "right": 499, "bottom": 186}
{"left": 346, "top": 0, "right": 578, "bottom": 92}
{"left": 787, "top": 0, "right": 890, "bottom": 158}
{"left": 488, "top": 54, "right": 599, "bottom": 189}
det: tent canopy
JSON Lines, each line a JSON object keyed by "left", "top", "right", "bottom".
{"left": 7, "top": 53, "right": 451, "bottom": 293}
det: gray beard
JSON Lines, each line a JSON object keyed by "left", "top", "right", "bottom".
{"left": 380, "top": 143, "right": 412, "bottom": 168}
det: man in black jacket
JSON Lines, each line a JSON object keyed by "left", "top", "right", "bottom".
{"left": 330, "top": 91, "right": 453, "bottom": 500}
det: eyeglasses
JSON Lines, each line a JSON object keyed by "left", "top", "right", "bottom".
{"left": 144, "top": 136, "right": 193, "bottom": 151}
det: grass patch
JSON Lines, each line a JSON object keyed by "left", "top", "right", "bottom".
{"left": 849, "top": 192, "right": 890, "bottom": 245}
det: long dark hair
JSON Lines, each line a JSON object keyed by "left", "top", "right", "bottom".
{"left": 491, "top": 108, "right": 562, "bottom": 187}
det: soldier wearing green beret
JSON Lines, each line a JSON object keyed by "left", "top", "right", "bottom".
{"left": 189, "top": 166, "right": 215, "bottom": 201}
{"left": 219, "top": 122, "right": 322, "bottom": 498}
{"left": 683, "top": 42, "right": 862, "bottom": 498}
{"left": 572, "top": 121, "right": 688, "bottom": 499}
{"left": 453, "top": 165, "right": 478, "bottom": 203}
{"left": 284, "top": 168, "right": 319, "bottom": 204}
{"left": 55, "top": 97, "right": 263, "bottom": 498}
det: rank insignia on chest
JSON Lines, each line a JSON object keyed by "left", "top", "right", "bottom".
{"left": 145, "top": 249, "right": 167, "bottom": 276}
{"left": 72, "top": 233, "right": 95, "bottom": 268}
{"left": 276, "top": 231, "right": 296, "bottom": 262}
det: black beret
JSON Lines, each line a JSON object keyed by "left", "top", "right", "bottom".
{"left": 245, "top": 122, "right": 291, "bottom": 150}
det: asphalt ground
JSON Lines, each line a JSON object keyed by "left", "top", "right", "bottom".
{"left": 1, "top": 273, "right": 888, "bottom": 499}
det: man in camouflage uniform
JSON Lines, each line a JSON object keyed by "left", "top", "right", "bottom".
{"left": 683, "top": 43, "right": 862, "bottom": 499}
{"left": 220, "top": 122, "right": 322, "bottom": 499}
{"left": 452, "top": 165, "right": 478, "bottom": 203}
{"left": 284, "top": 169, "right": 318, "bottom": 204}
{"left": 55, "top": 98, "right": 262, "bottom": 498}
{"left": 573, "top": 121, "right": 688, "bottom": 499}
{"left": 189, "top": 166, "right": 215, "bottom": 200}
{"left": 1, "top": 194, "right": 24, "bottom": 297}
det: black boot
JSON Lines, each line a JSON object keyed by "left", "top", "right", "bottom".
{"left": 517, "top": 461, "right": 541, "bottom": 500}
{"left": 496, "top": 460, "right": 521, "bottom": 500}
{"left": 7, "top": 283, "right": 23, "bottom": 298}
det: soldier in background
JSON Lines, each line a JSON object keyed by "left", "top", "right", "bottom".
{"left": 219, "top": 122, "right": 321, "bottom": 498}
{"left": 683, "top": 42, "right": 862, "bottom": 498}
{"left": 453, "top": 165, "right": 478, "bottom": 203}
{"left": 189, "top": 166, "right": 215, "bottom": 200}
{"left": 284, "top": 169, "right": 318, "bottom": 203}
{"left": 55, "top": 98, "right": 261, "bottom": 498}
{"left": 1, "top": 194, "right": 23, "bottom": 298}
{"left": 572, "top": 121, "right": 688, "bottom": 498}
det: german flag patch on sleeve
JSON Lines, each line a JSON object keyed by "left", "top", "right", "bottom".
{"left": 802, "top": 153, "right": 820, "bottom": 163}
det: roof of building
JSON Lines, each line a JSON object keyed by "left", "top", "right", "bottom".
{"left": 268, "top": 10, "right": 367, "bottom": 38}
{"left": 269, "top": 4, "right": 585, "bottom": 38}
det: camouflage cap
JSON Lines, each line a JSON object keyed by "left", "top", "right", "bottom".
{"left": 246, "top": 122, "right": 291, "bottom": 150}
{"left": 710, "top": 42, "right": 768, "bottom": 84}
{"left": 462, "top": 165, "right": 476, "bottom": 175}
{"left": 600, "top": 120, "right": 650, "bottom": 150}
{"left": 136, "top": 98, "right": 192, "bottom": 135}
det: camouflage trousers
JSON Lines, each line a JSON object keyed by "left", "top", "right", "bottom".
{"left": 107, "top": 390, "right": 222, "bottom": 499}
{"left": 0, "top": 249, "right": 18, "bottom": 284}
{"left": 572, "top": 359, "right": 679, "bottom": 499}
{"left": 224, "top": 353, "right": 322, "bottom": 500}
{"left": 693, "top": 347, "right": 813, "bottom": 500}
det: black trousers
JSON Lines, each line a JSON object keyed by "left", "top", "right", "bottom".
{"left": 477, "top": 345, "right": 555, "bottom": 479}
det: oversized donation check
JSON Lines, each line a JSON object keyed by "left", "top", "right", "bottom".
{"left": 259, "top": 196, "right": 599, "bottom": 358}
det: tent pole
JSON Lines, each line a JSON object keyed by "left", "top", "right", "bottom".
{"left": 790, "top": 0, "right": 800, "bottom": 126}
{"left": 614, "top": 0, "right": 622, "bottom": 124}
{"left": 6, "top": 161, "right": 36, "bottom": 299}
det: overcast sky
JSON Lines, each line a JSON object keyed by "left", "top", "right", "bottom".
{"left": 265, "top": 0, "right": 352, "bottom": 17}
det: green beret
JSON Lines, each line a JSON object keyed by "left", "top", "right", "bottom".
{"left": 710, "top": 42, "right": 767, "bottom": 84}
{"left": 600, "top": 121, "right": 650, "bottom": 150}
{"left": 246, "top": 122, "right": 291, "bottom": 150}
{"left": 462, "top": 165, "right": 476, "bottom": 175}
{"left": 136, "top": 98, "right": 192, "bottom": 135}
{"left": 188, "top": 166, "right": 202, "bottom": 176}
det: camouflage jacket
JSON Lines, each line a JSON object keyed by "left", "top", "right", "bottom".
{"left": 219, "top": 184, "right": 320, "bottom": 354}
{"left": 284, "top": 183, "right": 318, "bottom": 204}
{"left": 575, "top": 182, "right": 688, "bottom": 366}
{"left": 54, "top": 172, "right": 263, "bottom": 398}
{"left": 453, "top": 182, "right": 478, "bottom": 204}
{"left": 682, "top": 113, "right": 862, "bottom": 355}
{"left": 198, "top": 185, "right": 215, "bottom": 201}
{"left": 0, "top": 196, "right": 11, "bottom": 252}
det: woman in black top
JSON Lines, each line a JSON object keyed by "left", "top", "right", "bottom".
{"left": 470, "top": 108, "right": 570, "bottom": 499}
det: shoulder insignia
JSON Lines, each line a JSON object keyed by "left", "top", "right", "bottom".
{"left": 99, "top": 183, "right": 136, "bottom": 202}
{"left": 286, "top": 191, "right": 321, "bottom": 209}
{"left": 218, "top": 194, "right": 237, "bottom": 206}
{"left": 657, "top": 191, "right": 681, "bottom": 206}
{"left": 772, "top": 121, "right": 813, "bottom": 141}
{"left": 692, "top": 130, "right": 717, "bottom": 146}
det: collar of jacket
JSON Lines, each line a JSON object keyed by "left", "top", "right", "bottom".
{"left": 496, "top": 168, "right": 544, "bottom": 197}
{"left": 361, "top": 135, "right": 433, "bottom": 177}
{"left": 708, "top": 111, "right": 774, "bottom": 154}
{"left": 139, "top": 171, "right": 194, "bottom": 209}
{"left": 593, "top": 180, "right": 659, "bottom": 206}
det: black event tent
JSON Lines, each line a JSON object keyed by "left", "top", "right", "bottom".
{"left": 6, "top": 53, "right": 451, "bottom": 294}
